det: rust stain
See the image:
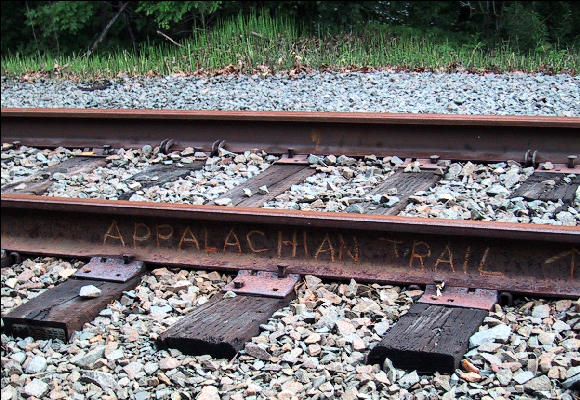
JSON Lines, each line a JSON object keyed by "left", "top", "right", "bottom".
{"left": 2, "top": 194, "right": 579, "bottom": 298}
{"left": 309, "top": 128, "right": 321, "bottom": 153}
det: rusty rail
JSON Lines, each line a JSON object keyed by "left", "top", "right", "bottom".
{"left": 2, "top": 108, "right": 579, "bottom": 163}
{"left": 2, "top": 194, "right": 579, "bottom": 298}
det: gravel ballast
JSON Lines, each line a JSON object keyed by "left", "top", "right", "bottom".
{"left": 3, "top": 145, "right": 578, "bottom": 225}
{"left": 2, "top": 71, "right": 579, "bottom": 398}
{"left": 1, "top": 257, "right": 579, "bottom": 400}
{"left": 2, "top": 72, "right": 579, "bottom": 116}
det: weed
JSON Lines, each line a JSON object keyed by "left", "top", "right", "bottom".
{"left": 2, "top": 12, "right": 577, "bottom": 79}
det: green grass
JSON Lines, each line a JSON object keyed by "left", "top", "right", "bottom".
{"left": 2, "top": 13, "right": 578, "bottom": 79}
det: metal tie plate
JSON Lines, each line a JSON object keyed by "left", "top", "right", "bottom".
{"left": 418, "top": 285, "right": 498, "bottom": 310}
{"left": 73, "top": 257, "right": 144, "bottom": 283}
{"left": 222, "top": 269, "right": 300, "bottom": 298}
{"left": 276, "top": 154, "right": 309, "bottom": 165}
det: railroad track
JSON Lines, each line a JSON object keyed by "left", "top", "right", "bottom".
{"left": 1, "top": 108, "right": 579, "bottom": 382}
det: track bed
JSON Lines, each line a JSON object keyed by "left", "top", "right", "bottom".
{"left": 1, "top": 109, "right": 579, "bottom": 399}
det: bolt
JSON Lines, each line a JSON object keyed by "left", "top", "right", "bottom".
{"left": 277, "top": 263, "right": 288, "bottom": 278}
{"left": 102, "top": 144, "right": 111, "bottom": 154}
{"left": 287, "top": 148, "right": 295, "bottom": 158}
{"left": 430, "top": 155, "right": 440, "bottom": 164}
{"left": 234, "top": 280, "right": 244, "bottom": 289}
{"left": 9, "top": 251, "right": 21, "bottom": 265}
{"left": 524, "top": 149, "right": 531, "bottom": 166}
{"left": 499, "top": 291, "right": 513, "bottom": 306}
{"left": 567, "top": 155, "right": 577, "bottom": 168}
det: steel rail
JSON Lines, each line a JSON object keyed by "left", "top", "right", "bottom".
{"left": 2, "top": 108, "right": 579, "bottom": 163}
{"left": 2, "top": 194, "right": 579, "bottom": 297}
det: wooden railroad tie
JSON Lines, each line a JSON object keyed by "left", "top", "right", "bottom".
{"left": 158, "top": 294, "right": 292, "bottom": 359}
{"left": 209, "top": 163, "right": 316, "bottom": 207}
{"left": 118, "top": 162, "right": 204, "bottom": 200}
{"left": 513, "top": 172, "right": 579, "bottom": 204}
{"left": 1, "top": 156, "right": 107, "bottom": 195}
{"left": 2, "top": 257, "right": 144, "bottom": 342}
{"left": 361, "top": 169, "right": 441, "bottom": 215}
{"left": 158, "top": 269, "right": 299, "bottom": 359}
{"left": 368, "top": 285, "right": 497, "bottom": 374}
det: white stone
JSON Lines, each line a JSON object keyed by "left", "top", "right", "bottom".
{"left": 25, "top": 356, "right": 47, "bottom": 374}
{"left": 531, "top": 304, "right": 550, "bottom": 318}
{"left": 79, "top": 285, "right": 102, "bottom": 298}
{"left": 159, "top": 357, "right": 180, "bottom": 370}
{"left": 469, "top": 324, "right": 511, "bottom": 347}
{"left": 24, "top": 379, "right": 49, "bottom": 398}
{"left": 335, "top": 319, "right": 356, "bottom": 335}
{"left": 214, "top": 198, "right": 232, "bottom": 206}
{"left": 513, "top": 370, "right": 534, "bottom": 384}
{"left": 196, "top": 386, "right": 220, "bottom": 400}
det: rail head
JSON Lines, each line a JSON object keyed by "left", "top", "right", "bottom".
{"left": 3, "top": 108, "right": 579, "bottom": 163}
{"left": 2, "top": 194, "right": 579, "bottom": 243}
{"left": 2, "top": 107, "right": 580, "bottom": 128}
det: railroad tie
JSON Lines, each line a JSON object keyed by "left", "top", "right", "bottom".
{"left": 2, "top": 257, "right": 144, "bottom": 342}
{"left": 360, "top": 169, "right": 441, "bottom": 215}
{"left": 513, "top": 172, "right": 580, "bottom": 204}
{"left": 367, "top": 285, "right": 497, "bottom": 374}
{"left": 158, "top": 270, "right": 299, "bottom": 359}
{"left": 118, "top": 162, "right": 204, "bottom": 200}
{"left": 209, "top": 162, "right": 316, "bottom": 207}
{"left": 1, "top": 156, "right": 107, "bottom": 195}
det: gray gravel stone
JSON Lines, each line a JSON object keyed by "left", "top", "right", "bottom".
{"left": 496, "top": 368, "right": 513, "bottom": 386}
{"left": 123, "top": 361, "right": 144, "bottom": 379}
{"left": 24, "top": 379, "right": 49, "bottom": 398}
{"left": 71, "top": 345, "right": 106, "bottom": 369}
{"left": 399, "top": 371, "right": 420, "bottom": 388}
{"left": 345, "top": 204, "right": 364, "bottom": 213}
{"left": 469, "top": 324, "right": 511, "bottom": 347}
{"left": 514, "top": 370, "right": 535, "bottom": 384}
{"left": 524, "top": 374, "right": 552, "bottom": 392}
{"left": 4, "top": 72, "right": 578, "bottom": 116}
{"left": 244, "top": 343, "right": 271, "bottom": 361}
{"left": 80, "top": 371, "right": 119, "bottom": 390}
{"left": 24, "top": 355, "right": 47, "bottom": 374}
{"left": 150, "top": 304, "right": 172, "bottom": 314}
{"left": 532, "top": 304, "right": 550, "bottom": 318}
{"left": 10, "top": 352, "right": 26, "bottom": 364}
{"left": 562, "top": 373, "right": 580, "bottom": 389}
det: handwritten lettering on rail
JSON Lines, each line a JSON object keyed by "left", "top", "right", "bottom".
{"left": 99, "top": 219, "right": 580, "bottom": 279}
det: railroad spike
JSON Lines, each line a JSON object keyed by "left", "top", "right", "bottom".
{"left": 277, "top": 263, "right": 288, "bottom": 278}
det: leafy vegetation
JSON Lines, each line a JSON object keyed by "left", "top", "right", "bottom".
{"left": 1, "top": 1, "right": 578, "bottom": 78}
